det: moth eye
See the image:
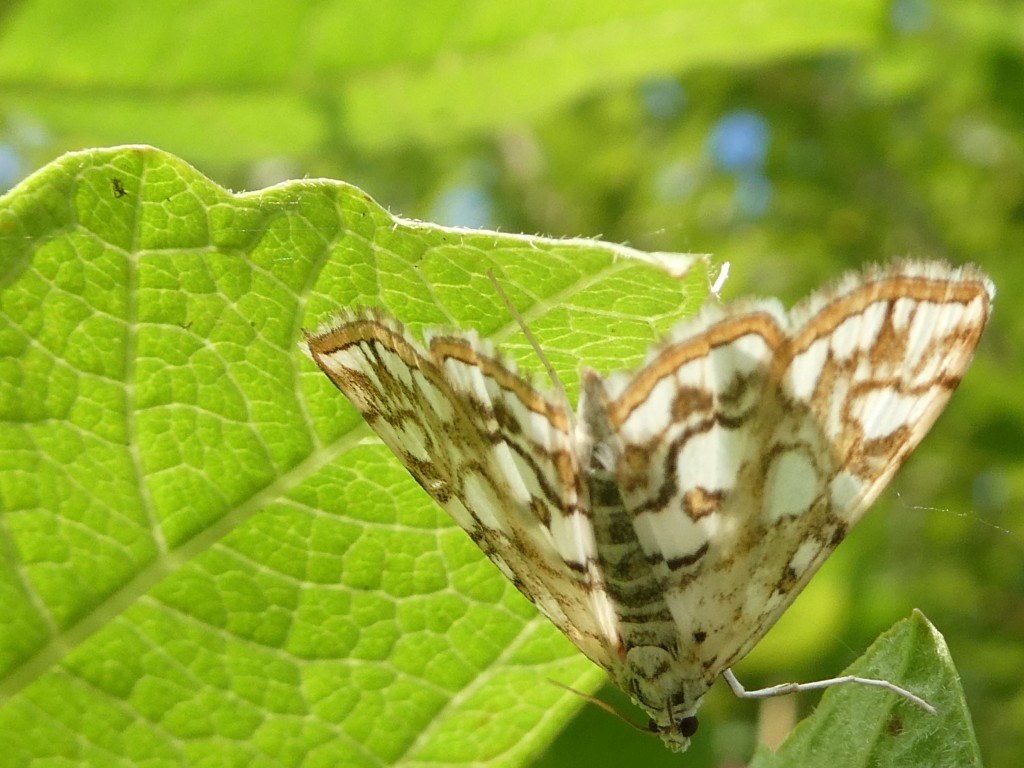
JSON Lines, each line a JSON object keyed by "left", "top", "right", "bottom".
{"left": 678, "top": 716, "right": 698, "bottom": 738}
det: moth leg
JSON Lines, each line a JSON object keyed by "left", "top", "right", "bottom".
{"left": 721, "top": 668, "right": 937, "bottom": 715}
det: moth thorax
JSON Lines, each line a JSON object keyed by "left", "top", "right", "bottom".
{"left": 624, "top": 646, "right": 702, "bottom": 741}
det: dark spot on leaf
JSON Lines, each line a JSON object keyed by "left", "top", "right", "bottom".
{"left": 887, "top": 714, "right": 904, "bottom": 736}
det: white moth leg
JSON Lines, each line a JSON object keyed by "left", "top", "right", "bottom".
{"left": 722, "top": 668, "right": 937, "bottom": 715}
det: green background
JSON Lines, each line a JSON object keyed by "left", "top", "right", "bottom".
{"left": 0, "top": 1, "right": 1020, "bottom": 766}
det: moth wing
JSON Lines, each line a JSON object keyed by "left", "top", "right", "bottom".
{"left": 603, "top": 262, "right": 993, "bottom": 678}
{"left": 304, "top": 312, "right": 622, "bottom": 670}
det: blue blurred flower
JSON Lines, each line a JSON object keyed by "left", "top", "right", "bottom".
{"left": 734, "top": 171, "right": 773, "bottom": 218}
{"left": 708, "top": 110, "right": 770, "bottom": 171}
{"left": 891, "top": 0, "right": 932, "bottom": 34}
{"left": 431, "top": 183, "right": 494, "bottom": 229}
{"left": 641, "top": 79, "right": 687, "bottom": 121}
{"left": 0, "top": 144, "right": 23, "bottom": 191}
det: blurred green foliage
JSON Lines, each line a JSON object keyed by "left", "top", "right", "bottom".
{"left": 1, "top": 0, "right": 1020, "bottom": 765}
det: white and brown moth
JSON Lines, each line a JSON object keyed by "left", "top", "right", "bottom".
{"left": 303, "top": 261, "right": 993, "bottom": 752}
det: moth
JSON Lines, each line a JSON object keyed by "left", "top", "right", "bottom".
{"left": 303, "top": 261, "right": 993, "bottom": 751}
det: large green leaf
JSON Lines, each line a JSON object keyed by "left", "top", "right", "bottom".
{"left": 0, "top": 0, "right": 883, "bottom": 160}
{"left": 0, "top": 145, "right": 717, "bottom": 766}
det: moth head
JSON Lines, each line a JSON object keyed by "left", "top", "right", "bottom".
{"left": 649, "top": 713, "right": 699, "bottom": 752}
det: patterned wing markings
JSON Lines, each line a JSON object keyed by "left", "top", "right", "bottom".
{"left": 595, "top": 261, "right": 994, "bottom": 699}
{"left": 303, "top": 261, "right": 994, "bottom": 753}
{"left": 304, "top": 312, "right": 621, "bottom": 670}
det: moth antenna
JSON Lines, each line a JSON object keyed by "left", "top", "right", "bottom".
{"left": 486, "top": 270, "right": 572, "bottom": 414}
{"left": 547, "top": 679, "right": 654, "bottom": 735}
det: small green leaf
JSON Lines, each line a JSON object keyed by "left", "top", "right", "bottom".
{"left": 751, "top": 611, "right": 981, "bottom": 768}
